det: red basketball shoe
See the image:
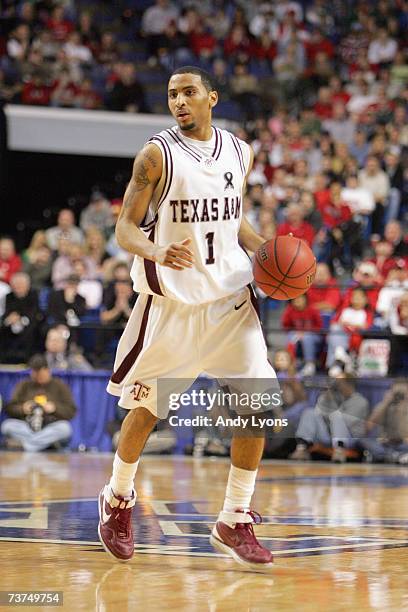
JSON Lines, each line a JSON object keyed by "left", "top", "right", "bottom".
{"left": 98, "top": 485, "right": 136, "bottom": 562}
{"left": 210, "top": 510, "right": 273, "bottom": 570}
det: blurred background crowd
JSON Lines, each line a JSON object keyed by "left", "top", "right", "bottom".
{"left": 0, "top": 0, "right": 407, "bottom": 456}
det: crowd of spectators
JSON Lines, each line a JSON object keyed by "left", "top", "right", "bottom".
{"left": 0, "top": 1, "right": 407, "bottom": 456}
{"left": 0, "top": 197, "right": 135, "bottom": 367}
{"left": 0, "top": 0, "right": 407, "bottom": 374}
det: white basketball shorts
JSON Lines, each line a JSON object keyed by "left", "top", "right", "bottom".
{"left": 107, "top": 285, "right": 278, "bottom": 417}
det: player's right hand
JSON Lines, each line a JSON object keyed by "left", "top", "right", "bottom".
{"left": 153, "top": 238, "right": 195, "bottom": 270}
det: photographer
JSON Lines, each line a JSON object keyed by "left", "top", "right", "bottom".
{"left": 290, "top": 374, "right": 369, "bottom": 462}
{"left": 1, "top": 355, "right": 77, "bottom": 452}
{"left": 0, "top": 271, "right": 41, "bottom": 363}
{"left": 361, "top": 381, "right": 408, "bottom": 464}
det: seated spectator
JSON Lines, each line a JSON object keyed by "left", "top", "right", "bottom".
{"left": 63, "top": 31, "right": 93, "bottom": 68}
{"left": 0, "top": 272, "right": 40, "bottom": 364}
{"left": 31, "top": 30, "right": 60, "bottom": 63}
{"left": 307, "top": 263, "right": 341, "bottom": 315}
{"left": 368, "top": 27, "right": 398, "bottom": 67}
{"left": 328, "top": 75, "right": 351, "bottom": 106}
{"left": 299, "top": 191, "right": 322, "bottom": 231}
{"left": 349, "top": 130, "right": 370, "bottom": 168}
{"left": 347, "top": 79, "right": 378, "bottom": 116}
{"left": 78, "top": 10, "right": 100, "bottom": 50}
{"left": 107, "top": 63, "right": 148, "bottom": 113}
{"left": 0, "top": 68, "right": 20, "bottom": 103}
{"left": 290, "top": 159, "right": 315, "bottom": 192}
{"left": 300, "top": 135, "right": 322, "bottom": 175}
{"left": 102, "top": 261, "right": 131, "bottom": 296}
{"left": 211, "top": 58, "right": 230, "bottom": 103}
{"left": 74, "top": 78, "right": 102, "bottom": 110}
{"left": 253, "top": 31, "right": 277, "bottom": 68}
{"left": 229, "top": 62, "right": 260, "bottom": 122}
{"left": 21, "top": 72, "right": 54, "bottom": 106}
{"left": 83, "top": 226, "right": 110, "bottom": 274}
{"left": 367, "top": 240, "right": 398, "bottom": 281}
{"left": 1, "top": 354, "right": 76, "bottom": 452}
{"left": 326, "top": 288, "right": 374, "bottom": 372}
{"left": 388, "top": 293, "right": 408, "bottom": 375}
{"left": 358, "top": 155, "right": 390, "bottom": 235}
{"left": 277, "top": 203, "right": 315, "bottom": 247}
{"left": 273, "top": 43, "right": 303, "bottom": 103}
{"left": 341, "top": 175, "right": 375, "bottom": 216}
{"left": 313, "top": 86, "right": 333, "bottom": 120}
{"left": 322, "top": 102, "right": 355, "bottom": 147}
{"left": 341, "top": 261, "right": 381, "bottom": 312}
{"left": 95, "top": 31, "right": 119, "bottom": 66}
{"left": 45, "top": 5, "right": 74, "bottom": 42}
{"left": 0, "top": 237, "right": 22, "bottom": 285}
{"left": 383, "top": 220, "right": 408, "bottom": 257}
{"left": 264, "top": 379, "right": 308, "bottom": 459}
{"left": 45, "top": 325, "right": 93, "bottom": 371}
{"left": 80, "top": 191, "right": 114, "bottom": 235}
{"left": 50, "top": 68, "right": 79, "bottom": 108}
{"left": 46, "top": 209, "right": 83, "bottom": 252}
{"left": 189, "top": 21, "right": 217, "bottom": 60}
{"left": 21, "top": 230, "right": 48, "bottom": 265}
{"left": 224, "top": 25, "right": 252, "bottom": 61}
{"left": 316, "top": 181, "right": 352, "bottom": 229}
{"left": 290, "top": 374, "right": 369, "bottom": 461}
{"left": 272, "top": 347, "right": 300, "bottom": 381}
{"left": 23, "top": 244, "right": 52, "bottom": 290}
{"left": 52, "top": 243, "right": 98, "bottom": 289}
{"left": 305, "top": 26, "right": 334, "bottom": 65}
{"left": 94, "top": 277, "right": 136, "bottom": 365}
{"left": 250, "top": 3, "right": 278, "bottom": 38}
{"left": 314, "top": 182, "right": 361, "bottom": 272}
{"left": 361, "top": 381, "right": 408, "bottom": 464}
{"left": 282, "top": 294, "right": 323, "bottom": 377}
{"left": 52, "top": 48, "right": 82, "bottom": 83}
{"left": 376, "top": 264, "right": 408, "bottom": 324}
{"left": 140, "top": 0, "right": 179, "bottom": 62}
{"left": 71, "top": 258, "right": 103, "bottom": 309}
{"left": 47, "top": 274, "right": 87, "bottom": 329}
{"left": 383, "top": 150, "right": 404, "bottom": 224}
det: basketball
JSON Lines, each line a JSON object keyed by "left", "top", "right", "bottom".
{"left": 253, "top": 235, "right": 317, "bottom": 300}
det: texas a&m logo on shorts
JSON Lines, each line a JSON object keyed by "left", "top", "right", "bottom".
{"left": 131, "top": 381, "right": 151, "bottom": 402}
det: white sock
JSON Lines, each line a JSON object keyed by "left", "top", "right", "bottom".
{"left": 109, "top": 452, "right": 139, "bottom": 498}
{"left": 222, "top": 465, "right": 258, "bottom": 526}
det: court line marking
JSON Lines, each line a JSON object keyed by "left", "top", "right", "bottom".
{"left": 2, "top": 536, "right": 408, "bottom": 558}
{"left": 1, "top": 500, "right": 408, "bottom": 528}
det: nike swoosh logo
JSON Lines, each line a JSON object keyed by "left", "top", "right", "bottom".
{"left": 234, "top": 300, "right": 247, "bottom": 311}
{"left": 101, "top": 495, "right": 113, "bottom": 524}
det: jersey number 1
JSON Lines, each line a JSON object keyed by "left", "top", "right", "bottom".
{"left": 205, "top": 232, "right": 215, "bottom": 265}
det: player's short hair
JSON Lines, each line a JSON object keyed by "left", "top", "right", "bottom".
{"left": 170, "top": 66, "right": 216, "bottom": 92}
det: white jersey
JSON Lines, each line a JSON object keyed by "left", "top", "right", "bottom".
{"left": 130, "top": 126, "right": 254, "bottom": 304}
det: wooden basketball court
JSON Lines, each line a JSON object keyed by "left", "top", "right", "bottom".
{"left": 1, "top": 452, "right": 407, "bottom": 610}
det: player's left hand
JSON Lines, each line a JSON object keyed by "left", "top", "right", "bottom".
{"left": 153, "top": 238, "right": 195, "bottom": 270}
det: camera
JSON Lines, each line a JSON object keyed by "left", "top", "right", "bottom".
{"left": 27, "top": 404, "right": 44, "bottom": 432}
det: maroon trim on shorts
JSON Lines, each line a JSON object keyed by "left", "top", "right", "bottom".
{"left": 110, "top": 295, "right": 153, "bottom": 384}
{"left": 247, "top": 283, "right": 261, "bottom": 321}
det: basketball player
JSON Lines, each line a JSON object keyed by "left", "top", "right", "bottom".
{"left": 98, "top": 66, "right": 277, "bottom": 569}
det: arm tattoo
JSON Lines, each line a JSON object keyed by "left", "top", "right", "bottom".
{"left": 123, "top": 151, "right": 158, "bottom": 209}
{"left": 134, "top": 160, "right": 150, "bottom": 191}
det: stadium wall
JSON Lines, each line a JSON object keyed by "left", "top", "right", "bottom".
{"left": 4, "top": 105, "right": 232, "bottom": 157}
